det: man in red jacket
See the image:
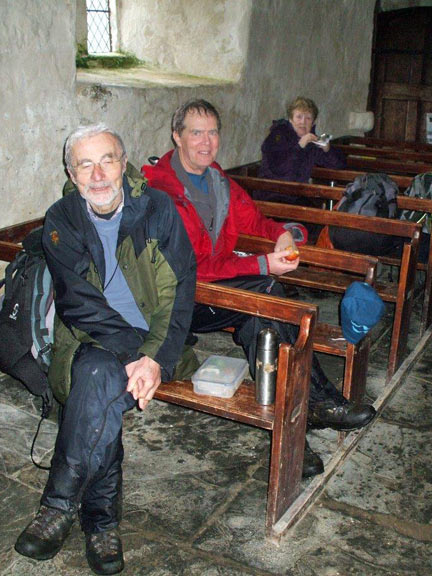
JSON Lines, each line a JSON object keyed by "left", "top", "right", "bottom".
{"left": 142, "top": 99, "right": 376, "bottom": 477}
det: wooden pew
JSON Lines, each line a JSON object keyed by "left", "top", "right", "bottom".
{"left": 225, "top": 160, "right": 421, "bottom": 189}
{"left": 227, "top": 160, "right": 260, "bottom": 177}
{"left": 223, "top": 182, "right": 421, "bottom": 381}
{"left": 332, "top": 135, "right": 432, "bottom": 156}
{"left": 0, "top": 218, "right": 318, "bottom": 539}
{"left": 311, "top": 167, "right": 413, "bottom": 191}
{"left": 332, "top": 144, "right": 432, "bottom": 165}
{"left": 0, "top": 217, "right": 44, "bottom": 243}
{"left": 345, "top": 155, "right": 432, "bottom": 176}
{"left": 1, "top": 204, "right": 413, "bottom": 385}
{"left": 236, "top": 241, "right": 378, "bottom": 402}
{"left": 259, "top": 204, "right": 420, "bottom": 382}
{"left": 156, "top": 281, "right": 317, "bottom": 538}
{"left": 326, "top": 135, "right": 432, "bottom": 174}
{"left": 0, "top": 217, "right": 45, "bottom": 261}
{"left": 230, "top": 174, "right": 432, "bottom": 333}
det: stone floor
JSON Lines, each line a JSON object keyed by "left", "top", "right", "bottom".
{"left": 0, "top": 290, "right": 431, "bottom": 575}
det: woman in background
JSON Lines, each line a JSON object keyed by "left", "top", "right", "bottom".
{"left": 257, "top": 96, "right": 346, "bottom": 200}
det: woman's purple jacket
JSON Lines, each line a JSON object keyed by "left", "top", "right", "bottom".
{"left": 258, "top": 119, "right": 346, "bottom": 185}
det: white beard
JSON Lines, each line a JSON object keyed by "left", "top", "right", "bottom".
{"left": 82, "top": 181, "right": 121, "bottom": 209}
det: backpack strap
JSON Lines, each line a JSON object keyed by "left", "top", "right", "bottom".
{"left": 3, "top": 252, "right": 27, "bottom": 303}
{"left": 31, "top": 260, "right": 54, "bottom": 369}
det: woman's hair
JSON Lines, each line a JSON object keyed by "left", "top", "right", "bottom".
{"left": 287, "top": 97, "right": 319, "bottom": 122}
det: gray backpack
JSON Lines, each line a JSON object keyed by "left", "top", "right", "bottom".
{"left": 329, "top": 173, "right": 399, "bottom": 256}
{"left": 400, "top": 172, "right": 432, "bottom": 233}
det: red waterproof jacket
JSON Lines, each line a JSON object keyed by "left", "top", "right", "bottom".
{"left": 142, "top": 150, "right": 307, "bottom": 282}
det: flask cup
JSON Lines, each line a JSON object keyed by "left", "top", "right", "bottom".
{"left": 255, "top": 328, "right": 278, "bottom": 405}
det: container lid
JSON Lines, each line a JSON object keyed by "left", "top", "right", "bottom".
{"left": 191, "top": 355, "right": 248, "bottom": 396}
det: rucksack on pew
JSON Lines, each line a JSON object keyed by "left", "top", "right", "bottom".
{"left": 400, "top": 172, "right": 432, "bottom": 233}
{"left": 0, "top": 227, "right": 54, "bottom": 423}
{"left": 328, "top": 173, "right": 400, "bottom": 256}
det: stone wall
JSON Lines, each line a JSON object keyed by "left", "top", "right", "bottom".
{"left": 77, "top": 0, "right": 376, "bottom": 172}
{"left": 0, "top": 0, "right": 79, "bottom": 229}
{"left": 0, "top": 0, "right": 378, "bottom": 231}
{"left": 244, "top": 0, "right": 376, "bottom": 140}
{"left": 119, "top": 0, "right": 252, "bottom": 82}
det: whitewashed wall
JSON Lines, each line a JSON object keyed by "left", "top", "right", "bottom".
{"left": 0, "top": 0, "right": 378, "bottom": 231}
{"left": 119, "top": 0, "right": 252, "bottom": 82}
{"left": 0, "top": 1, "right": 79, "bottom": 228}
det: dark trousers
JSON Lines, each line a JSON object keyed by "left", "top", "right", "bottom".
{"left": 41, "top": 344, "right": 136, "bottom": 534}
{"left": 190, "top": 275, "right": 344, "bottom": 408}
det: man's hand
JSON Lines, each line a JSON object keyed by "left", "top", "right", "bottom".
{"left": 267, "top": 249, "right": 299, "bottom": 275}
{"left": 126, "top": 356, "right": 161, "bottom": 410}
{"left": 298, "top": 133, "right": 318, "bottom": 148}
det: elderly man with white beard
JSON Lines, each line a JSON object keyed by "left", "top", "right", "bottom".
{"left": 14, "top": 124, "right": 197, "bottom": 575}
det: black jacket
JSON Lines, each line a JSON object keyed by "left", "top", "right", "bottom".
{"left": 43, "top": 173, "right": 197, "bottom": 403}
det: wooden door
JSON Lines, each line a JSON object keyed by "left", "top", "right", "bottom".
{"left": 368, "top": 6, "right": 432, "bottom": 143}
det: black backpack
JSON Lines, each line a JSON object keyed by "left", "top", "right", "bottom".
{"left": 329, "top": 173, "right": 400, "bottom": 256}
{"left": 0, "top": 227, "right": 54, "bottom": 424}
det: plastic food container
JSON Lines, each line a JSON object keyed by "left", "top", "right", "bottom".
{"left": 192, "top": 355, "right": 249, "bottom": 398}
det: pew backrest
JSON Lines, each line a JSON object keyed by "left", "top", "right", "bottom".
{"left": 332, "top": 135, "right": 432, "bottom": 156}
{"left": 333, "top": 143, "right": 432, "bottom": 165}
{"left": 311, "top": 167, "right": 413, "bottom": 190}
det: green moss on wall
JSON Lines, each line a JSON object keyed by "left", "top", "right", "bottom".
{"left": 76, "top": 50, "right": 143, "bottom": 70}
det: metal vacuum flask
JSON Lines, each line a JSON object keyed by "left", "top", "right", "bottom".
{"left": 255, "top": 328, "right": 278, "bottom": 405}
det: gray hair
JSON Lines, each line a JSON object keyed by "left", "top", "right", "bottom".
{"left": 171, "top": 99, "right": 222, "bottom": 137}
{"left": 64, "top": 123, "right": 126, "bottom": 171}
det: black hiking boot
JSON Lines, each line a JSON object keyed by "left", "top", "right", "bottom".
{"left": 86, "top": 528, "right": 124, "bottom": 575}
{"left": 14, "top": 505, "right": 74, "bottom": 560}
{"left": 302, "top": 439, "right": 324, "bottom": 478}
{"left": 308, "top": 399, "right": 376, "bottom": 431}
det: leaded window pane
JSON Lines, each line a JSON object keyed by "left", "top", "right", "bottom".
{"left": 86, "top": 0, "right": 111, "bottom": 54}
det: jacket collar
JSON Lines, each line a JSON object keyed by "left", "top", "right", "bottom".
{"left": 64, "top": 173, "right": 151, "bottom": 283}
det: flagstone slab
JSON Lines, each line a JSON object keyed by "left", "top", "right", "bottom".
{"left": 324, "top": 421, "right": 432, "bottom": 524}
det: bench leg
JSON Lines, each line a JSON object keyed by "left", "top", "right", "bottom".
{"left": 421, "top": 241, "right": 432, "bottom": 332}
{"left": 387, "top": 243, "right": 417, "bottom": 382}
{"left": 266, "top": 343, "right": 311, "bottom": 538}
{"left": 342, "top": 338, "right": 370, "bottom": 403}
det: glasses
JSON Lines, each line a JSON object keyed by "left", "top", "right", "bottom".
{"left": 73, "top": 154, "right": 124, "bottom": 175}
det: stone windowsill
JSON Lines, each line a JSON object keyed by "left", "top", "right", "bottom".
{"left": 77, "top": 66, "right": 233, "bottom": 89}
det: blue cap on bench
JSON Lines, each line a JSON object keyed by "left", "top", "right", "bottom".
{"left": 341, "top": 282, "right": 385, "bottom": 344}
